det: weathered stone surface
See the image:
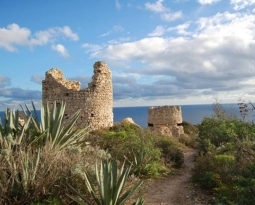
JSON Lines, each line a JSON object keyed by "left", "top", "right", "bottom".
{"left": 147, "top": 106, "right": 184, "bottom": 137}
{"left": 121, "top": 117, "right": 141, "bottom": 129}
{"left": 42, "top": 61, "right": 113, "bottom": 130}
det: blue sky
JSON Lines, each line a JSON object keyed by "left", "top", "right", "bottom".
{"left": 1, "top": 0, "right": 255, "bottom": 110}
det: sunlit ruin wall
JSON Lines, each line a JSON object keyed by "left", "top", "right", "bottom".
{"left": 42, "top": 61, "right": 113, "bottom": 130}
{"left": 147, "top": 106, "right": 184, "bottom": 137}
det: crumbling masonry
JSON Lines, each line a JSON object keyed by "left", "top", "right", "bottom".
{"left": 147, "top": 106, "right": 184, "bottom": 137}
{"left": 42, "top": 61, "right": 113, "bottom": 130}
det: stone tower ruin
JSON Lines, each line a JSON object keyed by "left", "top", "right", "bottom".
{"left": 147, "top": 106, "right": 184, "bottom": 137}
{"left": 42, "top": 61, "right": 113, "bottom": 130}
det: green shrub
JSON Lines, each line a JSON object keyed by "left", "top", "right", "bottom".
{"left": 198, "top": 116, "right": 255, "bottom": 151}
{"left": 110, "top": 122, "right": 141, "bottom": 133}
{"left": 179, "top": 133, "right": 198, "bottom": 148}
{"left": 182, "top": 121, "right": 198, "bottom": 136}
{"left": 155, "top": 138, "right": 184, "bottom": 168}
{"left": 193, "top": 102, "right": 255, "bottom": 204}
{"left": 95, "top": 128, "right": 168, "bottom": 177}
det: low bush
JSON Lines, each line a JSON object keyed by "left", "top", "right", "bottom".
{"left": 91, "top": 123, "right": 185, "bottom": 177}
{"left": 182, "top": 121, "right": 198, "bottom": 136}
{"left": 193, "top": 102, "right": 255, "bottom": 204}
{"left": 95, "top": 126, "right": 167, "bottom": 177}
{"left": 155, "top": 138, "right": 184, "bottom": 168}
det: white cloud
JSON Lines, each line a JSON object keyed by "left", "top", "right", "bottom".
{"left": 145, "top": 0, "right": 168, "bottom": 13}
{"left": 197, "top": 0, "right": 221, "bottom": 4}
{"left": 161, "top": 11, "right": 183, "bottom": 21}
{"left": 0, "top": 24, "right": 31, "bottom": 51}
{"left": 196, "top": 12, "right": 254, "bottom": 42}
{"left": 30, "top": 29, "right": 55, "bottom": 46}
{"left": 86, "top": 12, "right": 255, "bottom": 101}
{"left": 148, "top": 25, "right": 166, "bottom": 36}
{"left": 51, "top": 44, "right": 69, "bottom": 57}
{"left": 100, "top": 25, "right": 124, "bottom": 37}
{"left": 107, "top": 37, "right": 131, "bottom": 44}
{"left": 230, "top": 0, "right": 255, "bottom": 10}
{"left": 115, "top": 0, "right": 121, "bottom": 10}
{"left": 30, "top": 26, "right": 78, "bottom": 46}
{"left": 58, "top": 26, "right": 79, "bottom": 41}
{"left": 149, "top": 23, "right": 191, "bottom": 37}
{"left": 0, "top": 24, "right": 79, "bottom": 51}
{"left": 91, "top": 37, "right": 168, "bottom": 61}
{"left": 167, "top": 22, "right": 191, "bottom": 35}
{"left": 145, "top": 0, "right": 182, "bottom": 21}
{"left": 82, "top": 43, "right": 103, "bottom": 53}
{"left": 100, "top": 31, "right": 111, "bottom": 37}
{"left": 196, "top": 12, "right": 238, "bottom": 30}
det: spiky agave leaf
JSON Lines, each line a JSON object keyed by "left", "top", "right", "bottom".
{"left": 134, "top": 197, "right": 144, "bottom": 205}
{"left": 69, "top": 159, "right": 143, "bottom": 205}
{"left": 67, "top": 183, "right": 93, "bottom": 205}
{"left": 83, "top": 170, "right": 101, "bottom": 204}
{"left": 20, "top": 100, "right": 88, "bottom": 150}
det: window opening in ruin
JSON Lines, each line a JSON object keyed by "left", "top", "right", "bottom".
{"left": 91, "top": 113, "right": 95, "bottom": 117}
{"left": 177, "top": 123, "right": 183, "bottom": 126}
{"left": 148, "top": 123, "right": 154, "bottom": 127}
{"left": 65, "top": 93, "right": 69, "bottom": 96}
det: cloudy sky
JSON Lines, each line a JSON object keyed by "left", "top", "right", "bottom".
{"left": 1, "top": 0, "right": 255, "bottom": 110}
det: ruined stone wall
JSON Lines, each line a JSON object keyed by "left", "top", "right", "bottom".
{"left": 42, "top": 61, "right": 113, "bottom": 130}
{"left": 147, "top": 106, "right": 184, "bottom": 137}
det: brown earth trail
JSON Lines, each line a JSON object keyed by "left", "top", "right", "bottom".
{"left": 143, "top": 148, "right": 212, "bottom": 205}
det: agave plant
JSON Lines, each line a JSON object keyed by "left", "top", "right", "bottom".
{"left": 67, "top": 159, "right": 144, "bottom": 205}
{"left": 0, "top": 101, "right": 90, "bottom": 204}
{"left": 20, "top": 101, "right": 88, "bottom": 150}
{"left": 0, "top": 108, "right": 32, "bottom": 151}
{"left": 4, "top": 149, "right": 41, "bottom": 193}
{"left": 125, "top": 149, "right": 153, "bottom": 176}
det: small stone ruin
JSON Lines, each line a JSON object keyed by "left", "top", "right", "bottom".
{"left": 42, "top": 61, "right": 113, "bottom": 130}
{"left": 147, "top": 105, "right": 184, "bottom": 137}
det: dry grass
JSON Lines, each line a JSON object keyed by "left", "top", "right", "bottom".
{"left": 0, "top": 141, "right": 111, "bottom": 204}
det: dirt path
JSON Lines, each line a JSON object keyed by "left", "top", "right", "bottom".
{"left": 143, "top": 148, "right": 212, "bottom": 205}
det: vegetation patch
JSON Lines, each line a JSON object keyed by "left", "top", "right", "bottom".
{"left": 193, "top": 101, "right": 255, "bottom": 205}
{"left": 0, "top": 101, "right": 189, "bottom": 204}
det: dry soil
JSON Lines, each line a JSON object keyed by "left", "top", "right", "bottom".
{"left": 143, "top": 148, "right": 213, "bottom": 205}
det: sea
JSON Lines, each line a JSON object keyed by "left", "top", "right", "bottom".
{"left": 0, "top": 103, "right": 253, "bottom": 128}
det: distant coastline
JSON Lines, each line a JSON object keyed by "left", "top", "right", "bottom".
{"left": 0, "top": 103, "right": 248, "bottom": 128}
{"left": 114, "top": 103, "right": 244, "bottom": 127}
